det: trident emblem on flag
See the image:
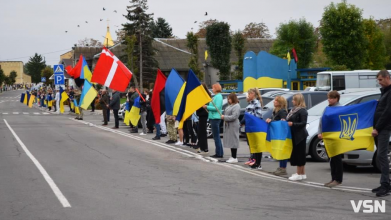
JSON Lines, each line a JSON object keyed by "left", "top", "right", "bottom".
{"left": 339, "top": 114, "right": 358, "bottom": 141}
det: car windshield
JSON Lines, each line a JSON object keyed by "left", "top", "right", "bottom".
{"left": 307, "top": 95, "right": 360, "bottom": 116}
{"left": 316, "top": 74, "right": 331, "bottom": 91}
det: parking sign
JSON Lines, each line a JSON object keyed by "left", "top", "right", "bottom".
{"left": 54, "top": 74, "right": 65, "bottom": 85}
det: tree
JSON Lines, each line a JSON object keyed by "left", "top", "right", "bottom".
{"left": 0, "top": 67, "right": 5, "bottom": 86}
{"left": 206, "top": 22, "right": 232, "bottom": 80}
{"left": 242, "top": 22, "right": 271, "bottom": 38}
{"left": 377, "top": 18, "right": 391, "bottom": 69}
{"left": 123, "top": 0, "right": 158, "bottom": 89}
{"left": 195, "top": 19, "right": 218, "bottom": 38}
{"left": 114, "top": 29, "right": 126, "bottom": 44}
{"left": 320, "top": 1, "right": 366, "bottom": 70}
{"left": 9, "top": 71, "right": 17, "bottom": 84}
{"left": 186, "top": 32, "right": 202, "bottom": 80}
{"left": 150, "top": 17, "right": 173, "bottom": 38}
{"left": 232, "top": 30, "right": 246, "bottom": 79}
{"left": 41, "top": 66, "right": 53, "bottom": 86}
{"left": 362, "top": 18, "right": 386, "bottom": 69}
{"left": 77, "top": 38, "right": 103, "bottom": 47}
{"left": 270, "top": 18, "right": 317, "bottom": 69}
{"left": 26, "top": 53, "right": 46, "bottom": 83}
{"left": 125, "top": 35, "right": 140, "bottom": 89}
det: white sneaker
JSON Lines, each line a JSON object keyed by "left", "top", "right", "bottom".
{"left": 226, "top": 157, "right": 238, "bottom": 163}
{"left": 139, "top": 133, "right": 147, "bottom": 136}
{"left": 289, "top": 174, "right": 303, "bottom": 181}
{"left": 301, "top": 174, "right": 307, "bottom": 180}
{"left": 175, "top": 141, "right": 183, "bottom": 146}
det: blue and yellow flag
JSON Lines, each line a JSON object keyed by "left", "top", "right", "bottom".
{"left": 129, "top": 96, "right": 141, "bottom": 126}
{"left": 80, "top": 80, "right": 98, "bottom": 110}
{"left": 80, "top": 57, "right": 92, "bottom": 81}
{"left": 23, "top": 92, "right": 28, "bottom": 105}
{"left": 165, "top": 69, "right": 185, "bottom": 116}
{"left": 322, "top": 100, "right": 377, "bottom": 158}
{"left": 176, "top": 69, "right": 212, "bottom": 129}
{"left": 245, "top": 113, "right": 268, "bottom": 153}
{"left": 28, "top": 95, "right": 35, "bottom": 108}
{"left": 266, "top": 121, "right": 293, "bottom": 160}
{"left": 73, "top": 99, "right": 80, "bottom": 114}
{"left": 20, "top": 93, "right": 25, "bottom": 103}
{"left": 123, "top": 102, "right": 131, "bottom": 126}
{"left": 59, "top": 87, "right": 69, "bottom": 114}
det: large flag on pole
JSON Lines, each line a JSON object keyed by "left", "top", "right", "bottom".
{"left": 129, "top": 96, "right": 141, "bottom": 126}
{"left": 91, "top": 47, "right": 133, "bottom": 92}
{"left": 80, "top": 57, "right": 92, "bottom": 81}
{"left": 165, "top": 69, "right": 184, "bottom": 116}
{"left": 176, "top": 69, "right": 212, "bottom": 129}
{"left": 68, "top": 55, "right": 83, "bottom": 79}
{"left": 151, "top": 69, "right": 167, "bottom": 124}
{"left": 79, "top": 80, "right": 98, "bottom": 110}
{"left": 292, "top": 48, "right": 298, "bottom": 63}
{"left": 287, "top": 51, "right": 291, "bottom": 65}
{"left": 321, "top": 100, "right": 377, "bottom": 158}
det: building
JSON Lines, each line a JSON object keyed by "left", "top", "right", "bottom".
{"left": 0, "top": 61, "right": 32, "bottom": 84}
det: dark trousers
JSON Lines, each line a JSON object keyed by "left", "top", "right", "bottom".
{"left": 184, "top": 120, "right": 196, "bottom": 144}
{"left": 113, "top": 109, "right": 119, "bottom": 128}
{"left": 91, "top": 100, "right": 95, "bottom": 111}
{"left": 375, "top": 130, "right": 391, "bottom": 187}
{"left": 102, "top": 107, "right": 108, "bottom": 125}
{"left": 330, "top": 154, "right": 343, "bottom": 183}
{"left": 197, "top": 116, "right": 208, "bottom": 151}
{"left": 254, "top": 153, "right": 263, "bottom": 166}
{"left": 107, "top": 108, "right": 110, "bottom": 122}
{"left": 231, "top": 149, "right": 237, "bottom": 158}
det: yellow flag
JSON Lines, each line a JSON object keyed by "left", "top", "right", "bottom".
{"left": 205, "top": 50, "right": 208, "bottom": 60}
{"left": 75, "top": 106, "right": 80, "bottom": 114}
{"left": 287, "top": 51, "right": 291, "bottom": 65}
{"left": 48, "top": 100, "right": 53, "bottom": 107}
{"left": 60, "top": 92, "right": 69, "bottom": 114}
{"left": 70, "top": 101, "right": 75, "bottom": 110}
{"left": 28, "top": 95, "right": 35, "bottom": 108}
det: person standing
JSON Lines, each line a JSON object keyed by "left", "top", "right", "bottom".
{"left": 68, "top": 87, "right": 75, "bottom": 112}
{"left": 222, "top": 93, "right": 241, "bottom": 163}
{"left": 74, "top": 88, "right": 83, "bottom": 120}
{"left": 54, "top": 88, "right": 60, "bottom": 113}
{"left": 195, "top": 84, "right": 211, "bottom": 153}
{"left": 99, "top": 90, "right": 109, "bottom": 126}
{"left": 139, "top": 89, "right": 148, "bottom": 136}
{"left": 109, "top": 89, "right": 120, "bottom": 129}
{"left": 128, "top": 86, "right": 139, "bottom": 130}
{"left": 47, "top": 90, "right": 53, "bottom": 111}
{"left": 287, "top": 93, "right": 308, "bottom": 181}
{"left": 203, "top": 83, "right": 223, "bottom": 158}
{"left": 147, "top": 91, "right": 155, "bottom": 133}
{"left": 317, "top": 91, "right": 342, "bottom": 187}
{"left": 266, "top": 96, "right": 288, "bottom": 175}
{"left": 166, "top": 114, "right": 177, "bottom": 144}
{"left": 372, "top": 70, "right": 391, "bottom": 197}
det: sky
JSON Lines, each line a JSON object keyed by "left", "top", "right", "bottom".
{"left": 0, "top": 0, "right": 389, "bottom": 67}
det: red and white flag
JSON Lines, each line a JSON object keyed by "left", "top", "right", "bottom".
{"left": 91, "top": 47, "right": 133, "bottom": 92}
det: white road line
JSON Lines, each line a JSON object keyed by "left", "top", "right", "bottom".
{"left": 12, "top": 112, "right": 19, "bottom": 114}
{"left": 3, "top": 113, "right": 9, "bottom": 115}
{"left": 69, "top": 118, "right": 371, "bottom": 194}
{"left": 42, "top": 112, "right": 50, "bottom": 115}
{"left": 23, "top": 112, "right": 29, "bottom": 115}
{"left": 33, "top": 113, "right": 40, "bottom": 115}
{"left": 4, "top": 119, "right": 71, "bottom": 208}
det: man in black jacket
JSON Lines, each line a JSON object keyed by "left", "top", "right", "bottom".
{"left": 372, "top": 70, "right": 391, "bottom": 197}
{"left": 109, "top": 90, "right": 121, "bottom": 129}
{"left": 99, "top": 90, "right": 110, "bottom": 126}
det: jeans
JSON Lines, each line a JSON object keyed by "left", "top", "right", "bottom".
{"left": 279, "top": 160, "right": 288, "bottom": 168}
{"left": 375, "top": 129, "right": 391, "bottom": 187}
{"left": 210, "top": 119, "right": 223, "bottom": 157}
{"left": 155, "top": 124, "right": 161, "bottom": 137}
{"left": 140, "top": 111, "right": 147, "bottom": 134}
{"left": 113, "top": 109, "right": 119, "bottom": 128}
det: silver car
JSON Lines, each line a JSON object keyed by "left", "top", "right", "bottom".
{"left": 305, "top": 90, "right": 382, "bottom": 162}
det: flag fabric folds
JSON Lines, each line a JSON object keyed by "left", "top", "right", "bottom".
{"left": 176, "top": 69, "right": 212, "bottom": 129}
{"left": 81, "top": 57, "right": 92, "bottom": 81}
{"left": 20, "top": 93, "right": 25, "bottom": 103}
{"left": 91, "top": 47, "right": 133, "bottom": 92}
{"left": 287, "top": 51, "right": 291, "bottom": 65}
{"left": 23, "top": 93, "right": 28, "bottom": 105}
{"left": 70, "top": 101, "right": 75, "bottom": 110}
{"left": 28, "top": 95, "right": 35, "bottom": 108}
{"left": 245, "top": 113, "right": 268, "bottom": 153}
{"left": 129, "top": 96, "right": 141, "bottom": 126}
{"left": 292, "top": 48, "right": 298, "bottom": 63}
{"left": 79, "top": 80, "right": 98, "bottom": 110}
{"left": 165, "top": 69, "right": 184, "bottom": 116}
{"left": 321, "top": 100, "right": 377, "bottom": 158}
{"left": 59, "top": 87, "right": 69, "bottom": 113}
{"left": 68, "top": 55, "right": 83, "bottom": 79}
{"left": 74, "top": 99, "right": 80, "bottom": 114}
{"left": 123, "top": 102, "right": 131, "bottom": 126}
{"left": 266, "top": 121, "right": 293, "bottom": 160}
{"left": 205, "top": 50, "right": 208, "bottom": 60}
{"left": 151, "top": 69, "right": 167, "bottom": 124}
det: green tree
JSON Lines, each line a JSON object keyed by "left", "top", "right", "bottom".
{"left": 206, "top": 22, "right": 232, "bottom": 80}
{"left": 125, "top": 35, "right": 140, "bottom": 89}
{"left": 26, "top": 53, "right": 46, "bottom": 83}
{"left": 232, "top": 30, "right": 246, "bottom": 79}
{"left": 123, "top": 0, "right": 158, "bottom": 88}
{"left": 150, "top": 17, "right": 173, "bottom": 38}
{"left": 195, "top": 19, "right": 218, "bottom": 38}
{"left": 270, "top": 18, "right": 316, "bottom": 69}
{"left": 242, "top": 22, "right": 271, "bottom": 38}
{"left": 9, "top": 71, "right": 17, "bottom": 84}
{"left": 377, "top": 18, "right": 391, "bottom": 69}
{"left": 41, "top": 66, "right": 53, "bottom": 86}
{"left": 186, "top": 32, "right": 202, "bottom": 80}
{"left": 320, "top": 1, "right": 366, "bottom": 70}
{"left": 0, "top": 67, "right": 5, "bottom": 87}
{"left": 362, "top": 18, "right": 386, "bottom": 69}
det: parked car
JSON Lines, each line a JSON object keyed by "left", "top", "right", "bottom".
{"left": 118, "top": 102, "right": 126, "bottom": 120}
{"left": 262, "top": 90, "right": 290, "bottom": 98}
{"left": 305, "top": 90, "right": 381, "bottom": 162}
{"left": 304, "top": 87, "right": 317, "bottom": 91}
{"left": 259, "top": 88, "right": 290, "bottom": 95}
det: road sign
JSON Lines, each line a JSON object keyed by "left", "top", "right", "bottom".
{"left": 53, "top": 64, "right": 64, "bottom": 74}
{"left": 41, "top": 77, "right": 46, "bottom": 82}
{"left": 54, "top": 74, "right": 65, "bottom": 85}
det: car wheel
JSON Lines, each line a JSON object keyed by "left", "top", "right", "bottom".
{"left": 206, "top": 122, "right": 213, "bottom": 138}
{"left": 310, "top": 137, "right": 329, "bottom": 162}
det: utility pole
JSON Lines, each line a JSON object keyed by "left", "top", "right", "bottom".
{"left": 139, "top": 32, "right": 143, "bottom": 91}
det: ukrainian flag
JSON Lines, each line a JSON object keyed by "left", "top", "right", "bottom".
{"left": 23, "top": 93, "right": 28, "bottom": 105}
{"left": 20, "top": 93, "right": 25, "bottom": 103}
{"left": 176, "top": 69, "right": 211, "bottom": 129}
{"left": 80, "top": 57, "right": 92, "bottom": 81}
{"left": 123, "top": 101, "right": 131, "bottom": 126}
{"left": 28, "top": 95, "right": 35, "bottom": 108}
{"left": 74, "top": 99, "right": 80, "bottom": 114}
{"left": 266, "top": 121, "right": 293, "bottom": 160}
{"left": 129, "top": 97, "right": 141, "bottom": 126}
{"left": 165, "top": 69, "right": 185, "bottom": 116}
{"left": 245, "top": 113, "right": 268, "bottom": 153}
{"left": 80, "top": 80, "right": 98, "bottom": 110}
{"left": 322, "top": 100, "right": 377, "bottom": 158}
{"left": 59, "top": 87, "right": 69, "bottom": 113}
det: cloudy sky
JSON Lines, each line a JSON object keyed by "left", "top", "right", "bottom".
{"left": 0, "top": 0, "right": 389, "bottom": 67}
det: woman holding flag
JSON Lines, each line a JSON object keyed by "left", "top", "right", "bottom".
{"left": 266, "top": 96, "right": 288, "bottom": 175}
{"left": 286, "top": 93, "right": 308, "bottom": 181}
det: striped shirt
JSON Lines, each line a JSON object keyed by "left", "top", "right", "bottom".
{"left": 245, "top": 99, "right": 262, "bottom": 119}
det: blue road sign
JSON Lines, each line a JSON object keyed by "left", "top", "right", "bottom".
{"left": 53, "top": 64, "right": 64, "bottom": 75}
{"left": 54, "top": 74, "right": 65, "bottom": 85}
{"left": 41, "top": 77, "right": 46, "bottom": 82}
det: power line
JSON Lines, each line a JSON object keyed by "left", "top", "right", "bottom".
{"left": 2, "top": 48, "right": 72, "bottom": 61}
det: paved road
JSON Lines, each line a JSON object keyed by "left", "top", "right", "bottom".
{"left": 0, "top": 90, "right": 389, "bottom": 220}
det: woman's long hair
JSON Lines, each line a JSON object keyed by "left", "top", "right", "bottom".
{"left": 273, "top": 96, "right": 287, "bottom": 114}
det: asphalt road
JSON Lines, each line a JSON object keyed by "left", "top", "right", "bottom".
{"left": 0, "top": 90, "right": 390, "bottom": 220}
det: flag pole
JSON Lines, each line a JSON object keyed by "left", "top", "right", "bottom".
{"left": 135, "top": 88, "right": 146, "bottom": 102}
{"left": 210, "top": 100, "right": 222, "bottom": 116}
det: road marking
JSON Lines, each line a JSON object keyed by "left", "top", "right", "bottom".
{"left": 33, "top": 112, "right": 40, "bottom": 115}
{"left": 42, "top": 112, "right": 50, "bottom": 115}
{"left": 4, "top": 119, "right": 71, "bottom": 208}
{"left": 12, "top": 112, "right": 19, "bottom": 114}
{"left": 23, "top": 112, "right": 29, "bottom": 115}
{"left": 3, "top": 113, "right": 8, "bottom": 115}
{"left": 69, "top": 118, "right": 371, "bottom": 194}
